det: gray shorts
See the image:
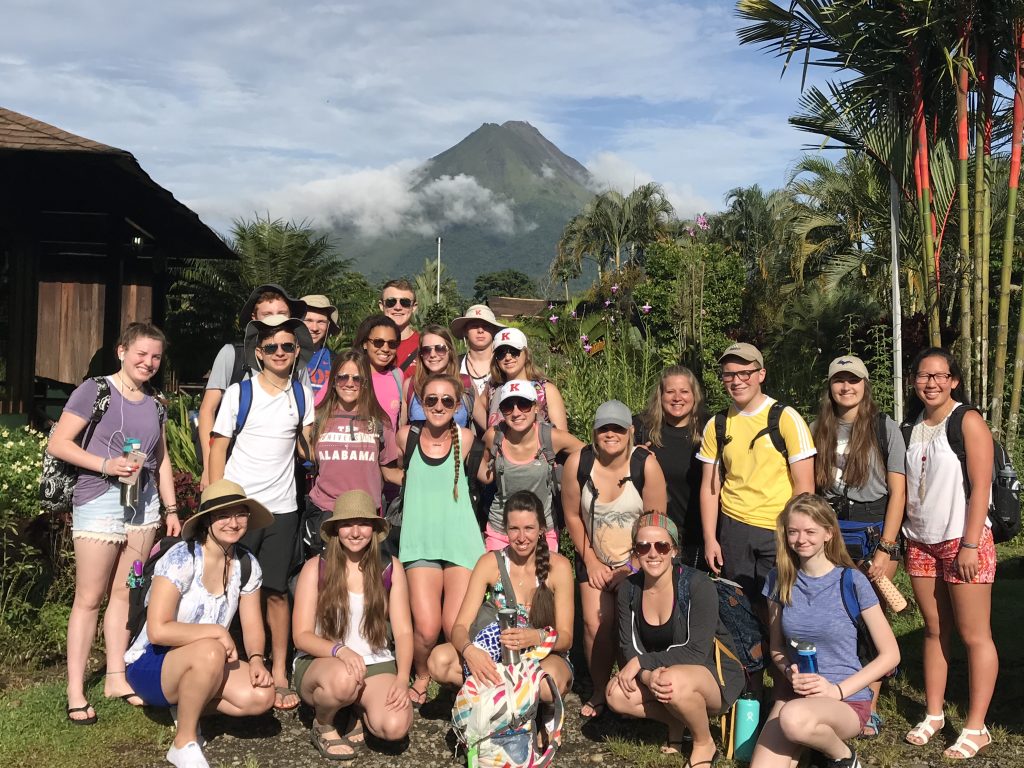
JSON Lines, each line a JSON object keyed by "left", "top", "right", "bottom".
{"left": 718, "top": 513, "right": 776, "bottom": 602}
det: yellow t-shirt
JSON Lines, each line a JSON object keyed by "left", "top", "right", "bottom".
{"left": 697, "top": 397, "right": 816, "bottom": 530}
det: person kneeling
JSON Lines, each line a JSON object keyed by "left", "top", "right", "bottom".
{"left": 752, "top": 494, "right": 900, "bottom": 768}
{"left": 292, "top": 490, "right": 413, "bottom": 761}
{"left": 606, "top": 512, "right": 744, "bottom": 766}
{"left": 124, "top": 480, "right": 276, "bottom": 768}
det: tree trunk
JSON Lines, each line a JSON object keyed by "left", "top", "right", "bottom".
{"left": 957, "top": 36, "right": 972, "bottom": 389}
{"left": 972, "top": 41, "right": 991, "bottom": 401}
{"left": 891, "top": 172, "right": 905, "bottom": 424}
{"left": 1007, "top": 279, "right": 1024, "bottom": 452}
{"left": 991, "top": 30, "right": 1024, "bottom": 436}
{"left": 912, "top": 52, "right": 942, "bottom": 346}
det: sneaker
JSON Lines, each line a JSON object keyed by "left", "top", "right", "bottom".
{"left": 168, "top": 706, "right": 206, "bottom": 748}
{"left": 166, "top": 741, "right": 210, "bottom": 768}
{"left": 824, "top": 750, "right": 861, "bottom": 768}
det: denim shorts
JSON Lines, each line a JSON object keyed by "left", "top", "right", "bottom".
{"left": 72, "top": 482, "right": 160, "bottom": 543}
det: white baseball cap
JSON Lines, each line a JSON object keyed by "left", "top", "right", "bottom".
{"left": 492, "top": 327, "right": 528, "bottom": 351}
{"left": 498, "top": 379, "right": 538, "bottom": 404}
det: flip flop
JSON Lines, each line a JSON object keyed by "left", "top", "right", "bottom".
{"left": 274, "top": 686, "right": 300, "bottom": 711}
{"left": 67, "top": 703, "right": 97, "bottom": 726}
{"left": 408, "top": 675, "right": 430, "bottom": 710}
{"left": 580, "top": 700, "right": 605, "bottom": 720}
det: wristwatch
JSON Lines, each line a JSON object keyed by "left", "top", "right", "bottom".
{"left": 877, "top": 539, "right": 900, "bottom": 558}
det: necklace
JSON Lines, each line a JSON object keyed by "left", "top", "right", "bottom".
{"left": 916, "top": 417, "right": 947, "bottom": 501}
{"left": 466, "top": 354, "right": 487, "bottom": 380}
{"left": 118, "top": 372, "right": 140, "bottom": 393}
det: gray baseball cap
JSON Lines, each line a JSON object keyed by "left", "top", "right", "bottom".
{"left": 593, "top": 400, "right": 632, "bottom": 430}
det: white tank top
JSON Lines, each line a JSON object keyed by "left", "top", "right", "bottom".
{"left": 342, "top": 591, "right": 396, "bottom": 665}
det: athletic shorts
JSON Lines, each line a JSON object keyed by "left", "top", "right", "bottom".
{"left": 404, "top": 558, "right": 455, "bottom": 570}
{"left": 718, "top": 514, "right": 776, "bottom": 601}
{"left": 73, "top": 482, "right": 160, "bottom": 543}
{"left": 125, "top": 643, "right": 171, "bottom": 708}
{"left": 905, "top": 527, "right": 996, "bottom": 584}
{"left": 240, "top": 511, "right": 298, "bottom": 593}
{"left": 292, "top": 656, "right": 397, "bottom": 694}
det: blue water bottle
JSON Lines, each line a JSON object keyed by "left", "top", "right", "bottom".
{"left": 792, "top": 640, "right": 818, "bottom": 674}
{"left": 732, "top": 691, "right": 760, "bottom": 762}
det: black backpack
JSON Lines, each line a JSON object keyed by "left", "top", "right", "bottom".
{"left": 713, "top": 401, "right": 790, "bottom": 484}
{"left": 902, "top": 407, "right": 1022, "bottom": 543}
{"left": 383, "top": 424, "right": 422, "bottom": 528}
{"left": 576, "top": 444, "right": 652, "bottom": 538}
{"left": 127, "top": 537, "right": 252, "bottom": 646}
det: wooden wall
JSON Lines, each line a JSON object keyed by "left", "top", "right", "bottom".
{"left": 35, "top": 280, "right": 105, "bottom": 385}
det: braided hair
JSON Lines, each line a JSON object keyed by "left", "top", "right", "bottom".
{"left": 503, "top": 490, "right": 554, "bottom": 629}
{"left": 422, "top": 373, "right": 465, "bottom": 501}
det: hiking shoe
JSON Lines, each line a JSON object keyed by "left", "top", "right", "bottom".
{"left": 166, "top": 741, "right": 210, "bottom": 768}
{"left": 823, "top": 749, "right": 860, "bottom": 768}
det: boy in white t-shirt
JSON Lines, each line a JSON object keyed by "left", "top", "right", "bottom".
{"left": 209, "top": 314, "right": 314, "bottom": 711}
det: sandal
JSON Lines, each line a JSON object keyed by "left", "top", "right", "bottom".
{"left": 408, "top": 675, "right": 430, "bottom": 709}
{"left": 685, "top": 748, "right": 720, "bottom": 768}
{"left": 66, "top": 702, "right": 97, "bottom": 726}
{"left": 661, "top": 740, "right": 686, "bottom": 755}
{"left": 274, "top": 686, "right": 301, "bottom": 711}
{"left": 579, "top": 700, "right": 605, "bottom": 720}
{"left": 343, "top": 714, "right": 366, "bottom": 752}
{"left": 944, "top": 726, "right": 992, "bottom": 760}
{"left": 310, "top": 722, "right": 357, "bottom": 761}
{"left": 905, "top": 713, "right": 945, "bottom": 746}
{"left": 860, "top": 711, "right": 882, "bottom": 739}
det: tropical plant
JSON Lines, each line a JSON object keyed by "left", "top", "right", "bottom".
{"left": 473, "top": 269, "right": 539, "bottom": 302}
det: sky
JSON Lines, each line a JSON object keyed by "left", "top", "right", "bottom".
{"left": 2, "top": 0, "right": 829, "bottom": 237}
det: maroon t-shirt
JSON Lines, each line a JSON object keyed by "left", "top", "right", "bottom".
{"left": 309, "top": 411, "right": 398, "bottom": 513}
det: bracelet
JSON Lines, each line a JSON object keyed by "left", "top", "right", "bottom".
{"left": 248, "top": 653, "right": 264, "bottom": 662}
{"left": 960, "top": 541, "right": 979, "bottom": 549}
{"left": 459, "top": 641, "right": 474, "bottom": 656}
{"left": 331, "top": 642, "right": 344, "bottom": 658}
{"left": 627, "top": 562, "right": 639, "bottom": 574}
{"left": 99, "top": 459, "right": 109, "bottom": 478}
{"left": 836, "top": 683, "right": 845, "bottom": 700}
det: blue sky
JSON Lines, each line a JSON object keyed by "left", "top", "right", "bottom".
{"left": 2, "top": 0, "right": 827, "bottom": 235}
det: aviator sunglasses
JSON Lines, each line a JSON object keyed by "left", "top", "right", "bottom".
{"left": 499, "top": 397, "right": 534, "bottom": 415}
{"left": 259, "top": 342, "right": 296, "bottom": 355}
{"left": 335, "top": 373, "right": 363, "bottom": 385}
{"left": 494, "top": 345, "right": 523, "bottom": 360}
{"left": 366, "top": 337, "right": 400, "bottom": 350}
{"left": 423, "top": 394, "right": 457, "bottom": 410}
{"left": 420, "top": 344, "right": 450, "bottom": 356}
{"left": 383, "top": 297, "right": 414, "bottom": 308}
{"left": 634, "top": 540, "right": 673, "bottom": 556}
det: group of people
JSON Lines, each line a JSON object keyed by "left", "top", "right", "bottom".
{"left": 49, "top": 279, "right": 1001, "bottom": 768}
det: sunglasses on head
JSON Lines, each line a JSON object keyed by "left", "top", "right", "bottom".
{"left": 383, "top": 297, "right": 414, "bottom": 308}
{"left": 366, "top": 337, "right": 400, "bottom": 350}
{"left": 634, "top": 540, "right": 672, "bottom": 556}
{"left": 259, "top": 342, "right": 296, "bottom": 355}
{"left": 499, "top": 396, "right": 535, "bottom": 415}
{"left": 420, "top": 344, "right": 449, "bottom": 356}
{"left": 494, "top": 346, "right": 522, "bottom": 360}
{"left": 423, "top": 394, "right": 457, "bottom": 409}
{"left": 335, "top": 373, "right": 363, "bottom": 385}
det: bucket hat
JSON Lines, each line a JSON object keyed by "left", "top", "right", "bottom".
{"left": 450, "top": 304, "right": 504, "bottom": 338}
{"left": 238, "top": 283, "right": 307, "bottom": 328}
{"left": 243, "top": 314, "right": 314, "bottom": 373}
{"left": 301, "top": 294, "right": 340, "bottom": 336}
{"left": 181, "top": 479, "right": 273, "bottom": 540}
{"left": 320, "top": 490, "right": 390, "bottom": 544}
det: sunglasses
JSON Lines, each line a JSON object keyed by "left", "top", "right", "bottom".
{"left": 596, "top": 424, "right": 628, "bottom": 434}
{"left": 420, "top": 344, "right": 450, "bottom": 356}
{"left": 259, "top": 342, "right": 296, "bottom": 355}
{"left": 211, "top": 510, "right": 251, "bottom": 523}
{"left": 335, "top": 373, "right": 363, "bottom": 385}
{"left": 634, "top": 540, "right": 672, "bottom": 556}
{"left": 494, "top": 346, "right": 523, "bottom": 360}
{"left": 499, "top": 397, "right": 535, "bottom": 415}
{"left": 383, "top": 297, "right": 414, "bottom": 308}
{"left": 423, "top": 394, "right": 457, "bottom": 409}
{"left": 366, "top": 337, "right": 400, "bottom": 350}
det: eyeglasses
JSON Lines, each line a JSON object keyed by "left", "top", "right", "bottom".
{"left": 423, "top": 394, "right": 457, "bottom": 409}
{"left": 335, "top": 373, "right": 363, "bottom": 385}
{"left": 720, "top": 368, "right": 761, "bottom": 383}
{"left": 494, "top": 346, "right": 523, "bottom": 360}
{"left": 596, "top": 424, "right": 628, "bottom": 434}
{"left": 211, "top": 511, "right": 251, "bottom": 523}
{"left": 383, "top": 297, "right": 414, "bottom": 308}
{"left": 634, "top": 540, "right": 672, "bottom": 556}
{"left": 366, "top": 337, "right": 400, "bottom": 350}
{"left": 499, "top": 397, "right": 535, "bottom": 415}
{"left": 259, "top": 342, "right": 296, "bottom": 355}
{"left": 914, "top": 372, "right": 954, "bottom": 383}
{"left": 420, "top": 344, "right": 450, "bottom": 356}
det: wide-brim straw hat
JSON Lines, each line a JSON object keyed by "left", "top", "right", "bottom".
{"left": 320, "top": 490, "right": 390, "bottom": 544}
{"left": 301, "top": 294, "right": 341, "bottom": 336}
{"left": 181, "top": 479, "right": 274, "bottom": 540}
{"left": 237, "top": 283, "right": 307, "bottom": 329}
{"left": 243, "top": 314, "right": 314, "bottom": 372}
{"left": 450, "top": 304, "right": 504, "bottom": 338}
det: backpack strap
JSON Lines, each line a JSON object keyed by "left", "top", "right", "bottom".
{"left": 398, "top": 348, "right": 418, "bottom": 372}
{"left": 749, "top": 401, "right": 789, "bottom": 460}
{"left": 237, "top": 543, "right": 253, "bottom": 588}
{"left": 538, "top": 422, "right": 558, "bottom": 466}
{"left": 290, "top": 379, "right": 311, "bottom": 462}
{"left": 628, "top": 446, "right": 650, "bottom": 498}
{"left": 459, "top": 373, "right": 476, "bottom": 416}
{"left": 382, "top": 559, "right": 394, "bottom": 593}
{"left": 714, "top": 410, "right": 729, "bottom": 486}
{"left": 675, "top": 564, "right": 695, "bottom": 642}
{"left": 494, "top": 549, "right": 519, "bottom": 609}
{"left": 576, "top": 444, "right": 597, "bottom": 539}
{"left": 945, "top": 405, "right": 973, "bottom": 498}
{"left": 234, "top": 378, "right": 254, "bottom": 436}
{"left": 81, "top": 377, "right": 112, "bottom": 450}
{"left": 229, "top": 342, "right": 248, "bottom": 386}
{"left": 493, "top": 425, "right": 507, "bottom": 503}
{"left": 839, "top": 567, "right": 861, "bottom": 625}
{"left": 403, "top": 424, "right": 421, "bottom": 467}
{"left": 876, "top": 413, "right": 889, "bottom": 463}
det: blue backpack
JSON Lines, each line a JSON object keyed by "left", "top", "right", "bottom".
{"left": 229, "top": 377, "right": 309, "bottom": 457}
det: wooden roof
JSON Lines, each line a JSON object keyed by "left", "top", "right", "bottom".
{"left": 488, "top": 296, "right": 550, "bottom": 319}
{"left": 0, "top": 108, "right": 121, "bottom": 153}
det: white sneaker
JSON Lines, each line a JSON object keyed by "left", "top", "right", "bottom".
{"left": 166, "top": 741, "right": 209, "bottom": 768}
{"left": 168, "top": 706, "right": 206, "bottom": 748}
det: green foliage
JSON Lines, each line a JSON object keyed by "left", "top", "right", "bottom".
{"left": 473, "top": 269, "right": 539, "bottom": 302}
{"left": 411, "top": 258, "right": 465, "bottom": 326}
{"left": 164, "top": 393, "right": 199, "bottom": 478}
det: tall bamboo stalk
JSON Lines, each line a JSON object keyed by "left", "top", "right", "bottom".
{"left": 991, "top": 28, "right": 1024, "bottom": 436}
{"left": 911, "top": 50, "right": 942, "bottom": 347}
{"left": 1007, "top": 264, "right": 1024, "bottom": 451}
{"left": 957, "top": 28, "right": 972, "bottom": 390}
{"left": 972, "top": 42, "right": 990, "bottom": 400}
{"left": 980, "top": 53, "right": 995, "bottom": 416}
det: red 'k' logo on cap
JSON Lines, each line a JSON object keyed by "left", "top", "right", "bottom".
{"left": 509, "top": 382, "right": 520, "bottom": 392}
{"left": 500, "top": 331, "right": 510, "bottom": 341}
{"left": 473, "top": 309, "right": 482, "bottom": 316}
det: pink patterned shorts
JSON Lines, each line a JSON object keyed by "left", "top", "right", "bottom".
{"left": 905, "top": 526, "right": 996, "bottom": 584}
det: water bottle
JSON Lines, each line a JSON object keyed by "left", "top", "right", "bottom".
{"left": 497, "top": 608, "right": 519, "bottom": 665}
{"left": 792, "top": 640, "right": 818, "bottom": 674}
{"left": 119, "top": 438, "right": 141, "bottom": 507}
{"left": 732, "top": 692, "right": 760, "bottom": 762}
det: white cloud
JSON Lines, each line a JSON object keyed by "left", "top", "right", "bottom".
{"left": 585, "top": 152, "right": 715, "bottom": 219}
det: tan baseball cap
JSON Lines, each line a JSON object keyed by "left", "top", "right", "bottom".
{"left": 718, "top": 342, "right": 764, "bottom": 367}
{"left": 828, "top": 355, "right": 870, "bottom": 381}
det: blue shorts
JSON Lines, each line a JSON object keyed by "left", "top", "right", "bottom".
{"left": 125, "top": 644, "right": 171, "bottom": 707}
{"left": 72, "top": 483, "right": 160, "bottom": 543}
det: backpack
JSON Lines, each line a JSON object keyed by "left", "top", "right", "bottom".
{"left": 838, "top": 567, "right": 896, "bottom": 678}
{"left": 451, "top": 627, "right": 564, "bottom": 768}
{"left": 901, "top": 406, "right": 1022, "bottom": 543}
{"left": 227, "top": 341, "right": 250, "bottom": 387}
{"left": 127, "top": 537, "right": 253, "bottom": 647}
{"left": 230, "top": 376, "right": 309, "bottom": 458}
{"left": 713, "top": 401, "right": 789, "bottom": 485}
{"left": 576, "top": 444, "right": 651, "bottom": 544}
{"left": 493, "top": 421, "right": 559, "bottom": 508}
{"left": 624, "top": 564, "right": 765, "bottom": 674}
{"left": 40, "top": 377, "right": 112, "bottom": 514}
{"left": 383, "top": 424, "right": 421, "bottom": 528}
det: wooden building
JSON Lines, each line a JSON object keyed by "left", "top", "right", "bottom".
{"left": 0, "top": 107, "right": 234, "bottom": 423}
